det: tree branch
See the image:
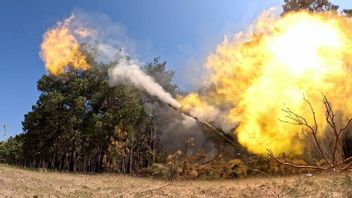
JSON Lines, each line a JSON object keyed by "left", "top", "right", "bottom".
{"left": 267, "top": 149, "right": 326, "bottom": 170}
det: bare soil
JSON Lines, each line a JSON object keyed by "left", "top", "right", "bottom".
{"left": 0, "top": 164, "right": 351, "bottom": 197}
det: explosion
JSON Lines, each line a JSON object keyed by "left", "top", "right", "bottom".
{"left": 180, "top": 10, "right": 352, "bottom": 155}
{"left": 40, "top": 15, "right": 90, "bottom": 75}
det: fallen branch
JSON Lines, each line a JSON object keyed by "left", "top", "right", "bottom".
{"left": 267, "top": 149, "right": 326, "bottom": 170}
{"left": 251, "top": 168, "right": 271, "bottom": 177}
{"left": 135, "top": 183, "right": 172, "bottom": 197}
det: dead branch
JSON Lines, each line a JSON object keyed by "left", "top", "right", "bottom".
{"left": 135, "top": 185, "right": 151, "bottom": 197}
{"left": 304, "top": 97, "right": 333, "bottom": 167}
{"left": 272, "top": 95, "right": 352, "bottom": 172}
{"left": 341, "top": 161, "right": 352, "bottom": 171}
{"left": 337, "top": 155, "right": 352, "bottom": 166}
{"left": 323, "top": 95, "right": 339, "bottom": 166}
{"left": 339, "top": 117, "right": 352, "bottom": 133}
{"left": 251, "top": 168, "right": 271, "bottom": 177}
{"left": 136, "top": 183, "right": 172, "bottom": 197}
{"left": 267, "top": 149, "right": 326, "bottom": 170}
{"left": 279, "top": 97, "right": 332, "bottom": 167}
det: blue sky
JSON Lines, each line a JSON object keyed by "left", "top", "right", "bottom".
{"left": 0, "top": 0, "right": 350, "bottom": 138}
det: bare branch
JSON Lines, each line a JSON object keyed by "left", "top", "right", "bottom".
{"left": 267, "top": 149, "right": 326, "bottom": 170}
{"left": 303, "top": 130, "right": 332, "bottom": 162}
{"left": 304, "top": 96, "right": 318, "bottom": 133}
{"left": 280, "top": 96, "right": 333, "bottom": 168}
{"left": 339, "top": 117, "right": 352, "bottom": 133}
{"left": 277, "top": 95, "right": 352, "bottom": 171}
{"left": 337, "top": 155, "right": 352, "bottom": 166}
{"left": 341, "top": 162, "right": 352, "bottom": 171}
{"left": 322, "top": 95, "right": 336, "bottom": 132}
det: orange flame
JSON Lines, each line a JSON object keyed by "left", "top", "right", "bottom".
{"left": 180, "top": 11, "right": 352, "bottom": 155}
{"left": 40, "top": 16, "right": 90, "bottom": 75}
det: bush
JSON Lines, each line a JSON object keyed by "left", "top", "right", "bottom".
{"left": 247, "top": 155, "right": 311, "bottom": 176}
{"left": 227, "top": 159, "right": 248, "bottom": 178}
{"left": 138, "top": 150, "right": 249, "bottom": 180}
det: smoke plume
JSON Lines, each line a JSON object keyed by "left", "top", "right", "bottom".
{"left": 109, "top": 59, "right": 180, "bottom": 108}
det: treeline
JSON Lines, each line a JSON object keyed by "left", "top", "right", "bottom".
{"left": 0, "top": 58, "right": 179, "bottom": 173}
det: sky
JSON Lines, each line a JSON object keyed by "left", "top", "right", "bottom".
{"left": 0, "top": 0, "right": 351, "bottom": 139}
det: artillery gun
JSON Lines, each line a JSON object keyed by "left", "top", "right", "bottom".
{"left": 167, "top": 104, "right": 239, "bottom": 148}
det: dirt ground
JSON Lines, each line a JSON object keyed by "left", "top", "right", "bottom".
{"left": 0, "top": 164, "right": 352, "bottom": 197}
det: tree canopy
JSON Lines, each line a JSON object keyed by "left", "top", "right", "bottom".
{"left": 282, "top": 0, "right": 338, "bottom": 14}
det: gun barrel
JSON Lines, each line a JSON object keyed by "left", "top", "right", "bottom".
{"left": 167, "top": 104, "right": 198, "bottom": 120}
{"left": 167, "top": 103, "right": 179, "bottom": 111}
{"left": 167, "top": 103, "right": 238, "bottom": 148}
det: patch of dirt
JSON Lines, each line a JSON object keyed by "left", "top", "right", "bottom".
{"left": 0, "top": 164, "right": 351, "bottom": 197}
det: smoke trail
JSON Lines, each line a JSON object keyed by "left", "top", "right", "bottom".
{"left": 109, "top": 58, "right": 181, "bottom": 108}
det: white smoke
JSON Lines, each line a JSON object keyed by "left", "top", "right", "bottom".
{"left": 109, "top": 58, "right": 181, "bottom": 109}
{"left": 64, "top": 10, "right": 134, "bottom": 64}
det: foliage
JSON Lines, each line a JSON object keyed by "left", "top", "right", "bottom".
{"left": 0, "top": 135, "right": 24, "bottom": 165}
{"left": 282, "top": 0, "right": 338, "bottom": 14}
{"left": 342, "top": 9, "right": 352, "bottom": 17}
{"left": 19, "top": 67, "right": 153, "bottom": 172}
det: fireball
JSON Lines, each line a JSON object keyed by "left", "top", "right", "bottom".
{"left": 181, "top": 11, "right": 352, "bottom": 155}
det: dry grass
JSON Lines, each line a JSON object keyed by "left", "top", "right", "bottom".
{"left": 0, "top": 163, "right": 351, "bottom": 197}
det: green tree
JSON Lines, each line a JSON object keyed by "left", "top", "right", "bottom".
{"left": 0, "top": 135, "right": 24, "bottom": 165}
{"left": 22, "top": 65, "right": 157, "bottom": 172}
{"left": 282, "top": 0, "right": 338, "bottom": 14}
{"left": 342, "top": 9, "right": 352, "bottom": 17}
{"left": 144, "top": 58, "right": 179, "bottom": 97}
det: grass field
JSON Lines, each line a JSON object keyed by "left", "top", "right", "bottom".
{"left": 0, "top": 163, "right": 352, "bottom": 197}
